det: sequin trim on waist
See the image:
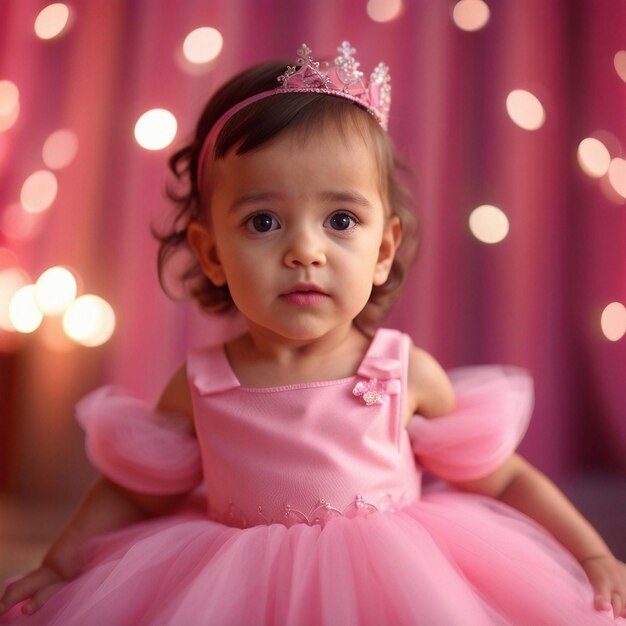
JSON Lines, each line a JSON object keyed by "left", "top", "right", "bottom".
{"left": 212, "top": 492, "right": 416, "bottom": 529}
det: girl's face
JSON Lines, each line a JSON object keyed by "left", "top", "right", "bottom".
{"left": 189, "top": 120, "right": 400, "bottom": 344}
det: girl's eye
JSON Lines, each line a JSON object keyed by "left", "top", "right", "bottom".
{"left": 247, "top": 213, "right": 279, "bottom": 233}
{"left": 326, "top": 212, "right": 357, "bottom": 231}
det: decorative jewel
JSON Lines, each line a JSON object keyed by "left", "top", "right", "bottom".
{"left": 272, "top": 503, "right": 308, "bottom": 527}
{"left": 352, "top": 378, "right": 386, "bottom": 405}
{"left": 309, "top": 499, "right": 342, "bottom": 526}
{"left": 223, "top": 501, "right": 247, "bottom": 528}
{"left": 334, "top": 41, "right": 363, "bottom": 86}
{"left": 344, "top": 495, "right": 378, "bottom": 517}
{"left": 251, "top": 505, "right": 269, "bottom": 526}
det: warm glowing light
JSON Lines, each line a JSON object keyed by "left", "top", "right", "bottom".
{"left": 39, "top": 317, "right": 74, "bottom": 352}
{"left": 452, "top": 0, "right": 490, "bottom": 31}
{"left": 366, "top": 0, "right": 404, "bottom": 22}
{"left": 35, "top": 266, "right": 78, "bottom": 315}
{"left": 9, "top": 285, "right": 43, "bottom": 333}
{"left": 183, "top": 27, "right": 224, "bottom": 64}
{"left": 0, "top": 81, "right": 20, "bottom": 132}
{"left": 34, "top": 3, "right": 71, "bottom": 40}
{"left": 134, "top": 109, "right": 177, "bottom": 151}
{"left": 1, "top": 203, "right": 42, "bottom": 240}
{"left": 601, "top": 302, "right": 626, "bottom": 341}
{"left": 506, "top": 90, "right": 545, "bottom": 131}
{"left": 614, "top": 51, "right": 626, "bottom": 83}
{"left": 63, "top": 295, "right": 116, "bottom": 346}
{"left": 469, "top": 204, "right": 509, "bottom": 244}
{"left": 0, "top": 81, "right": 19, "bottom": 117}
{"left": 20, "top": 170, "right": 58, "bottom": 213}
{"left": 42, "top": 129, "right": 79, "bottom": 169}
{"left": 577, "top": 137, "right": 611, "bottom": 178}
{"left": 0, "top": 103, "right": 20, "bottom": 132}
{"left": 0, "top": 247, "right": 20, "bottom": 270}
{"left": 607, "top": 157, "right": 626, "bottom": 199}
{"left": 0, "top": 268, "right": 30, "bottom": 331}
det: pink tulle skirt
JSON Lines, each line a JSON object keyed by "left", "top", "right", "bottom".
{"left": 1, "top": 487, "right": 621, "bottom": 626}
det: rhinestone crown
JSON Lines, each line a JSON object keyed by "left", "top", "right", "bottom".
{"left": 196, "top": 42, "right": 391, "bottom": 190}
{"left": 275, "top": 42, "right": 391, "bottom": 129}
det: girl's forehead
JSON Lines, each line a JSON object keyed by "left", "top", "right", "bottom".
{"left": 223, "top": 128, "right": 377, "bottom": 186}
{"left": 208, "top": 124, "right": 386, "bottom": 213}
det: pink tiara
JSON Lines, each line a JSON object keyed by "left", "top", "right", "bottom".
{"left": 196, "top": 42, "right": 391, "bottom": 190}
{"left": 276, "top": 42, "right": 391, "bottom": 129}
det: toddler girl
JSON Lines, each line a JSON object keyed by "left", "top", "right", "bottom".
{"left": 1, "top": 42, "right": 625, "bottom": 625}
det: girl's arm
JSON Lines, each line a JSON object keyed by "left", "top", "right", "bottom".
{"left": 0, "top": 477, "right": 190, "bottom": 615}
{"left": 454, "top": 455, "right": 626, "bottom": 618}
{"left": 407, "top": 345, "right": 626, "bottom": 619}
{"left": 0, "top": 365, "right": 194, "bottom": 616}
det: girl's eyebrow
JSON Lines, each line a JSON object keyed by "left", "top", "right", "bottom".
{"left": 228, "top": 190, "right": 373, "bottom": 212}
{"left": 229, "top": 192, "right": 279, "bottom": 212}
{"left": 318, "top": 190, "right": 373, "bottom": 208}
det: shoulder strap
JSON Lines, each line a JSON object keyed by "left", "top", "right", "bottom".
{"left": 187, "top": 344, "right": 240, "bottom": 396}
{"left": 357, "top": 328, "right": 410, "bottom": 445}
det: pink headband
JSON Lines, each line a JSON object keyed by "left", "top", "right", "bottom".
{"left": 196, "top": 42, "right": 391, "bottom": 190}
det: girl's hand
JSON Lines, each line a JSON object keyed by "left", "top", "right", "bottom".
{"left": 0, "top": 564, "right": 67, "bottom": 616}
{"left": 582, "top": 554, "right": 626, "bottom": 618}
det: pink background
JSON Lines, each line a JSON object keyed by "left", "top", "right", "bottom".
{"left": 0, "top": 0, "right": 624, "bottom": 525}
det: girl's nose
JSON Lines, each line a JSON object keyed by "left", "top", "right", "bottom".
{"left": 283, "top": 229, "right": 327, "bottom": 268}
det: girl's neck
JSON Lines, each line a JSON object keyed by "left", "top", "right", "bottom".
{"left": 224, "top": 323, "right": 373, "bottom": 388}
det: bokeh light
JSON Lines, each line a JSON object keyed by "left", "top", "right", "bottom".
{"left": 20, "top": 170, "right": 58, "bottom": 213}
{"left": 469, "top": 204, "right": 510, "bottom": 244}
{"left": 607, "top": 157, "right": 626, "bottom": 199}
{"left": 63, "top": 295, "right": 116, "bottom": 346}
{"left": 34, "top": 3, "right": 71, "bottom": 40}
{"left": 39, "top": 316, "right": 74, "bottom": 352}
{"left": 1, "top": 203, "right": 43, "bottom": 240}
{"left": 0, "top": 267, "right": 30, "bottom": 331}
{"left": 0, "top": 81, "right": 19, "bottom": 117}
{"left": 0, "top": 80, "right": 20, "bottom": 132}
{"left": 577, "top": 137, "right": 611, "bottom": 178}
{"left": 506, "top": 90, "right": 545, "bottom": 131}
{"left": 0, "top": 247, "right": 20, "bottom": 270}
{"left": 601, "top": 302, "right": 626, "bottom": 342}
{"left": 614, "top": 50, "right": 626, "bottom": 83}
{"left": 182, "top": 27, "right": 223, "bottom": 64}
{"left": 35, "top": 266, "right": 78, "bottom": 315}
{"left": 9, "top": 285, "right": 43, "bottom": 333}
{"left": 0, "top": 103, "right": 20, "bottom": 132}
{"left": 43, "top": 129, "right": 79, "bottom": 169}
{"left": 366, "top": 0, "right": 404, "bottom": 22}
{"left": 452, "top": 0, "right": 490, "bottom": 32}
{"left": 134, "top": 109, "right": 177, "bottom": 151}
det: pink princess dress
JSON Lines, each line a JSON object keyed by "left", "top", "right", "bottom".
{"left": 2, "top": 328, "right": 623, "bottom": 625}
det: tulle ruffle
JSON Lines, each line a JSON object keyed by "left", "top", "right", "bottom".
{"left": 1, "top": 488, "right": 620, "bottom": 626}
{"left": 409, "top": 366, "right": 533, "bottom": 481}
{"left": 75, "top": 386, "right": 202, "bottom": 495}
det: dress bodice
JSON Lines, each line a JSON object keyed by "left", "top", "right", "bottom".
{"left": 187, "top": 329, "right": 421, "bottom": 528}
{"left": 76, "top": 328, "right": 533, "bottom": 530}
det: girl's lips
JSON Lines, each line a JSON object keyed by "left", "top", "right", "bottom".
{"left": 280, "top": 288, "right": 329, "bottom": 306}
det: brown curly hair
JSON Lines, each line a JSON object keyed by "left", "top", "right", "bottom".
{"left": 155, "top": 60, "right": 419, "bottom": 335}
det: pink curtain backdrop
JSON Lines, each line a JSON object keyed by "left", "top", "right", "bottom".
{"left": 0, "top": 0, "right": 624, "bottom": 505}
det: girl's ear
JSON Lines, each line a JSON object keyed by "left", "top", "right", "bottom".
{"left": 373, "top": 216, "right": 402, "bottom": 286}
{"left": 187, "top": 221, "right": 227, "bottom": 286}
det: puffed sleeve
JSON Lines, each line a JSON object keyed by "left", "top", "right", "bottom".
{"left": 407, "top": 366, "right": 533, "bottom": 482}
{"left": 75, "top": 386, "right": 203, "bottom": 494}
